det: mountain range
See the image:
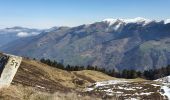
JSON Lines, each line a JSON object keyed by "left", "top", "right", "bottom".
{"left": 0, "top": 17, "right": 170, "bottom": 71}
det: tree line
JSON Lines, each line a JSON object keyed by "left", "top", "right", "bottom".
{"left": 39, "top": 58, "right": 170, "bottom": 80}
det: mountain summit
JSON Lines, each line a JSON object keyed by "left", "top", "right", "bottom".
{"left": 103, "top": 17, "right": 154, "bottom": 25}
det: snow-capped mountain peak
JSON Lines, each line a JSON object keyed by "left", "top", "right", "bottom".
{"left": 103, "top": 17, "right": 154, "bottom": 26}
{"left": 122, "top": 17, "right": 152, "bottom": 25}
{"left": 165, "top": 19, "right": 170, "bottom": 24}
{"left": 103, "top": 18, "right": 119, "bottom": 25}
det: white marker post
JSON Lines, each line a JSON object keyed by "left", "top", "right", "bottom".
{"left": 0, "top": 53, "right": 22, "bottom": 88}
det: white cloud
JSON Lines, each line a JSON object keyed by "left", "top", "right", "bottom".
{"left": 17, "top": 32, "right": 40, "bottom": 37}
{"left": 17, "top": 32, "right": 29, "bottom": 37}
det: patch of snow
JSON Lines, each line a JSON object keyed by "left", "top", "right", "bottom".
{"left": 155, "top": 76, "right": 170, "bottom": 83}
{"left": 165, "top": 19, "right": 170, "bottom": 24}
{"left": 124, "top": 87, "right": 136, "bottom": 91}
{"left": 86, "top": 80, "right": 129, "bottom": 92}
{"left": 117, "top": 86, "right": 135, "bottom": 90}
{"left": 117, "top": 86, "right": 124, "bottom": 89}
{"left": 115, "top": 91, "right": 123, "bottom": 94}
{"left": 36, "top": 85, "right": 45, "bottom": 89}
{"left": 122, "top": 17, "right": 152, "bottom": 25}
{"left": 134, "top": 93, "right": 139, "bottom": 95}
{"left": 94, "top": 80, "right": 128, "bottom": 87}
{"left": 139, "top": 92, "right": 153, "bottom": 95}
{"left": 136, "top": 87, "right": 142, "bottom": 89}
{"left": 153, "top": 77, "right": 170, "bottom": 99}
{"left": 151, "top": 84, "right": 160, "bottom": 87}
{"left": 85, "top": 88, "right": 94, "bottom": 91}
{"left": 161, "top": 86, "right": 170, "bottom": 99}
{"left": 113, "top": 22, "right": 122, "bottom": 30}
{"left": 103, "top": 18, "right": 118, "bottom": 26}
{"left": 103, "top": 88, "right": 113, "bottom": 93}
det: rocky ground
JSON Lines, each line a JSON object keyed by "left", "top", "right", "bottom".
{"left": 85, "top": 78, "right": 170, "bottom": 100}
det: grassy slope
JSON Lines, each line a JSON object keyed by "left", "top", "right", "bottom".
{"left": 0, "top": 58, "right": 147, "bottom": 100}
{"left": 72, "top": 70, "right": 116, "bottom": 82}
{"left": 12, "top": 58, "right": 116, "bottom": 92}
{"left": 0, "top": 84, "right": 102, "bottom": 100}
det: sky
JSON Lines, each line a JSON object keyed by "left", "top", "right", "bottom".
{"left": 0, "top": 0, "right": 170, "bottom": 29}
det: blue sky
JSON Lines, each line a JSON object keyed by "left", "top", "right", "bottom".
{"left": 0, "top": 0, "right": 170, "bottom": 29}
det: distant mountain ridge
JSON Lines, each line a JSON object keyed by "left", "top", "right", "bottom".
{"left": 1, "top": 18, "right": 170, "bottom": 71}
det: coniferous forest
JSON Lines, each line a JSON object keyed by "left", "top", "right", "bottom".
{"left": 39, "top": 58, "right": 170, "bottom": 80}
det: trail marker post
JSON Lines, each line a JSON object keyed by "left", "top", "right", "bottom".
{"left": 0, "top": 53, "right": 22, "bottom": 88}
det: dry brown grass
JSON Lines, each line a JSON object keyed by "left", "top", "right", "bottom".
{"left": 13, "top": 58, "right": 118, "bottom": 92}
{"left": 1, "top": 58, "right": 148, "bottom": 100}
{"left": 72, "top": 70, "right": 115, "bottom": 82}
{"left": 0, "top": 85, "right": 103, "bottom": 100}
{"left": 22, "top": 59, "right": 76, "bottom": 88}
{"left": 122, "top": 78, "right": 147, "bottom": 82}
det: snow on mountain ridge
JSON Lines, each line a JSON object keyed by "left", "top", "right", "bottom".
{"left": 102, "top": 17, "right": 170, "bottom": 26}
{"left": 103, "top": 18, "right": 118, "bottom": 26}
{"left": 103, "top": 17, "right": 153, "bottom": 25}
{"left": 165, "top": 19, "right": 170, "bottom": 24}
{"left": 123, "top": 17, "right": 153, "bottom": 25}
{"left": 103, "top": 17, "right": 154, "bottom": 31}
